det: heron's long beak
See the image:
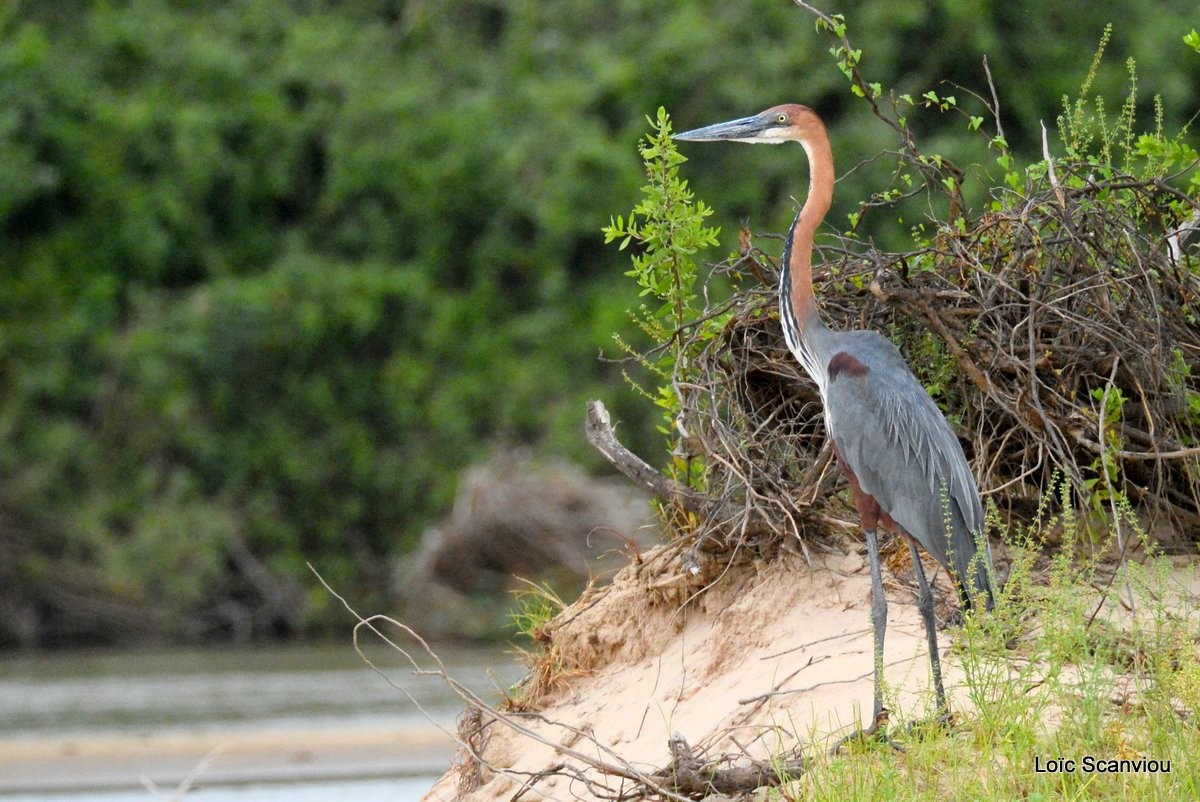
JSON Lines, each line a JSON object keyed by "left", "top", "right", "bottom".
{"left": 673, "top": 113, "right": 771, "bottom": 143}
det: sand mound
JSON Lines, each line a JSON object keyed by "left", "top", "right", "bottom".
{"left": 422, "top": 539, "right": 967, "bottom": 801}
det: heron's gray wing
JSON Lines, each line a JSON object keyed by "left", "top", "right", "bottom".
{"left": 823, "top": 332, "right": 987, "bottom": 598}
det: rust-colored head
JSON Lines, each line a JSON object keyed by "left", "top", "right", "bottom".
{"left": 674, "top": 103, "right": 826, "bottom": 146}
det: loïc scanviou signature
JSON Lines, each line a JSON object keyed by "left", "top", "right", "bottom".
{"left": 1034, "top": 755, "right": 1171, "bottom": 774}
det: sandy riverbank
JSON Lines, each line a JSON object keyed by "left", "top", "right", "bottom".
{"left": 422, "top": 538, "right": 968, "bottom": 801}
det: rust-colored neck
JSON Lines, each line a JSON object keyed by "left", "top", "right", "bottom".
{"left": 787, "top": 127, "right": 834, "bottom": 329}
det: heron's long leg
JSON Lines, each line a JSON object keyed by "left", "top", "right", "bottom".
{"left": 830, "top": 529, "right": 904, "bottom": 754}
{"left": 908, "top": 540, "right": 948, "bottom": 716}
{"left": 831, "top": 528, "right": 892, "bottom": 754}
{"left": 865, "top": 528, "right": 888, "bottom": 725}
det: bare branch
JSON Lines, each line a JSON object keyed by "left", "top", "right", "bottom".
{"left": 585, "top": 400, "right": 707, "bottom": 516}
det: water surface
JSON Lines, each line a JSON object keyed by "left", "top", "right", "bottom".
{"left": 0, "top": 640, "right": 521, "bottom": 801}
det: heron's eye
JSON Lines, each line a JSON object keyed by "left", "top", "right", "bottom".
{"left": 776, "top": 113, "right": 788, "bottom": 124}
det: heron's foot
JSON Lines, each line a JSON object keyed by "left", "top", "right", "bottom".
{"left": 903, "top": 708, "right": 956, "bottom": 740}
{"left": 828, "top": 708, "right": 904, "bottom": 755}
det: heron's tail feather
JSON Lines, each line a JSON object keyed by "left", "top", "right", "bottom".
{"left": 956, "top": 536, "right": 996, "bottom": 612}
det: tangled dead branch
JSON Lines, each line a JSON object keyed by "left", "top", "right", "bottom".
{"left": 652, "top": 733, "right": 805, "bottom": 799}
{"left": 597, "top": 165, "right": 1200, "bottom": 557}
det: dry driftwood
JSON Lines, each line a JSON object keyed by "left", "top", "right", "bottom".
{"left": 652, "top": 733, "right": 805, "bottom": 799}
{"left": 585, "top": 400, "right": 807, "bottom": 558}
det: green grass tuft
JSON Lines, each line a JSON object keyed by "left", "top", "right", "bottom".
{"left": 779, "top": 501, "right": 1200, "bottom": 801}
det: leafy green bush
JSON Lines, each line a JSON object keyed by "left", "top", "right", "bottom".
{"left": 2, "top": 0, "right": 1197, "bottom": 645}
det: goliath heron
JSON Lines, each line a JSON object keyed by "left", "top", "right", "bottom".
{"left": 675, "top": 104, "right": 995, "bottom": 743}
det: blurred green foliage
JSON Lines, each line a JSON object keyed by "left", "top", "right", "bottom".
{"left": 1, "top": 0, "right": 1195, "bottom": 646}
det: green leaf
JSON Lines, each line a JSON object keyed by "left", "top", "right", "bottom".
{"left": 601, "top": 104, "right": 722, "bottom": 490}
